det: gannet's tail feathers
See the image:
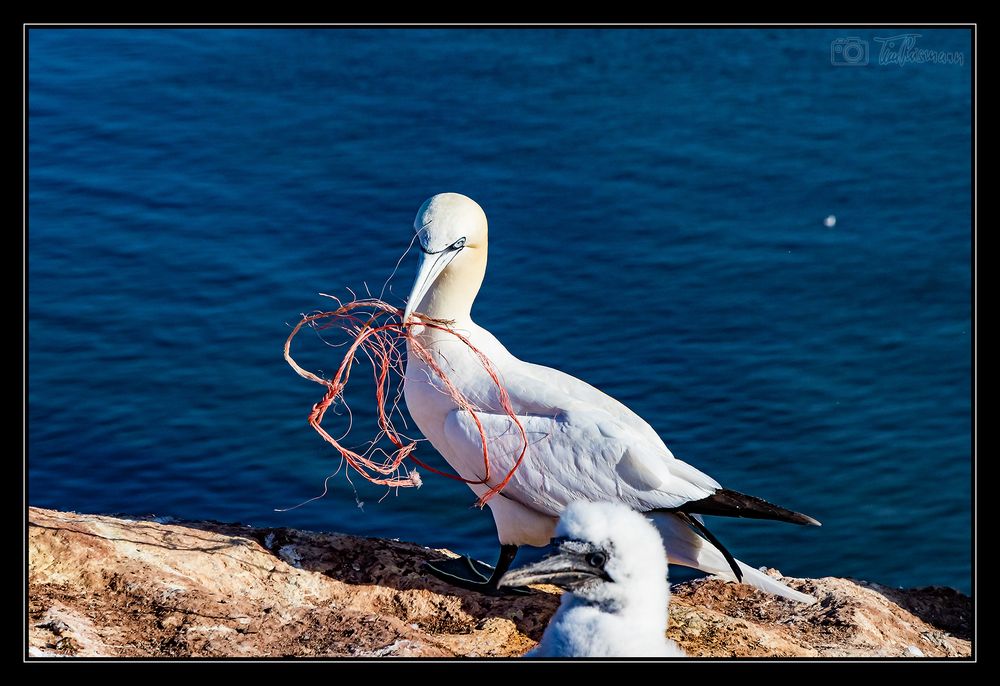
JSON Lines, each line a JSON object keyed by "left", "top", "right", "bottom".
{"left": 648, "top": 511, "right": 817, "bottom": 604}
{"left": 730, "top": 560, "right": 816, "bottom": 604}
{"left": 677, "top": 488, "right": 821, "bottom": 527}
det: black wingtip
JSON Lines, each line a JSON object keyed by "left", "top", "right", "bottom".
{"left": 680, "top": 488, "right": 821, "bottom": 527}
{"left": 676, "top": 512, "right": 742, "bottom": 582}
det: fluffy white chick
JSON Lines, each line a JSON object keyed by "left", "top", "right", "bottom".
{"left": 500, "top": 501, "right": 685, "bottom": 658}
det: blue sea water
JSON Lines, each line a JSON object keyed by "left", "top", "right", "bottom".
{"left": 28, "top": 28, "right": 972, "bottom": 592}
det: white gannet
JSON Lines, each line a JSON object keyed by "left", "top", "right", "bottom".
{"left": 499, "top": 501, "right": 685, "bottom": 657}
{"left": 402, "top": 192, "right": 819, "bottom": 602}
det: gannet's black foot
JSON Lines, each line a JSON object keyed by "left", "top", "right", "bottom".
{"left": 424, "top": 544, "right": 531, "bottom": 596}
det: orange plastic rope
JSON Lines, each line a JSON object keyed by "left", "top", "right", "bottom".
{"left": 284, "top": 297, "right": 528, "bottom": 507}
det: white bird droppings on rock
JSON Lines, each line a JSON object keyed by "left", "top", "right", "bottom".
{"left": 277, "top": 544, "right": 303, "bottom": 568}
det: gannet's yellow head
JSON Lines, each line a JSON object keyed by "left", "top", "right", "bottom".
{"left": 403, "top": 193, "right": 489, "bottom": 323}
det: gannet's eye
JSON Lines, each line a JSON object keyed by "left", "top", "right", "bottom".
{"left": 586, "top": 552, "right": 607, "bottom": 569}
{"left": 451, "top": 237, "right": 467, "bottom": 250}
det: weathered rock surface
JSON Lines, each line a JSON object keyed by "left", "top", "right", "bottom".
{"left": 27, "top": 507, "right": 971, "bottom": 658}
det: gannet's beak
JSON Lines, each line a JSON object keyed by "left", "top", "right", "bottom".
{"left": 498, "top": 550, "right": 610, "bottom": 591}
{"left": 402, "top": 247, "right": 460, "bottom": 324}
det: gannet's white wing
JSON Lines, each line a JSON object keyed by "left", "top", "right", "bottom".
{"left": 466, "top": 324, "right": 674, "bottom": 452}
{"left": 460, "top": 341, "right": 723, "bottom": 502}
{"left": 441, "top": 405, "right": 816, "bottom": 604}
{"left": 513, "top": 360, "right": 672, "bottom": 451}
{"left": 441, "top": 407, "right": 719, "bottom": 514}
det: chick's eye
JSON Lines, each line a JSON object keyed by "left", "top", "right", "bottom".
{"left": 451, "top": 237, "right": 467, "bottom": 250}
{"left": 586, "top": 552, "right": 607, "bottom": 568}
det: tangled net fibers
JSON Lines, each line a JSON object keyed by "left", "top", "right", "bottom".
{"left": 284, "top": 297, "right": 528, "bottom": 508}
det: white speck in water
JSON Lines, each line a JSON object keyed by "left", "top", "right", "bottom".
{"left": 824, "top": 214, "right": 837, "bottom": 228}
